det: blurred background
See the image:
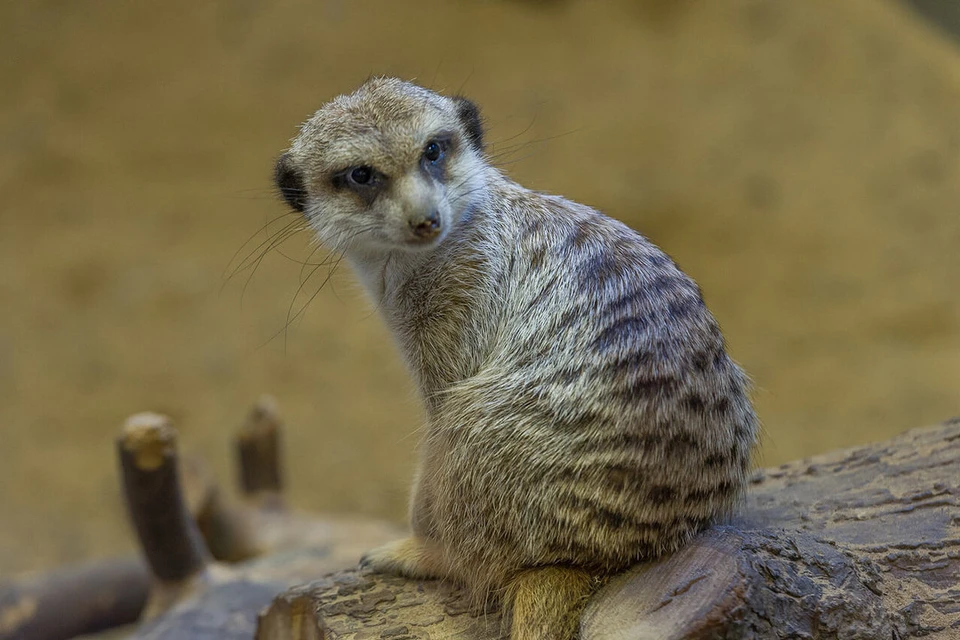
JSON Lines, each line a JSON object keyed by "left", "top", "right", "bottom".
{"left": 1, "top": 0, "right": 958, "bottom": 577}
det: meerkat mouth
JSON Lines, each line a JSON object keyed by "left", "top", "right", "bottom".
{"left": 402, "top": 231, "right": 446, "bottom": 250}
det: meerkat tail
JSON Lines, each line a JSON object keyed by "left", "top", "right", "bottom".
{"left": 505, "top": 566, "right": 597, "bottom": 640}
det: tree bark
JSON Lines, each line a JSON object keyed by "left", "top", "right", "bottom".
{"left": 254, "top": 419, "right": 960, "bottom": 639}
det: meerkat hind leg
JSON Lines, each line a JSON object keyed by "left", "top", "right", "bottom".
{"left": 359, "top": 536, "right": 448, "bottom": 580}
{"left": 506, "top": 566, "right": 596, "bottom": 640}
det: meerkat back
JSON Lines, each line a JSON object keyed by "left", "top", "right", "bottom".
{"left": 274, "top": 77, "right": 758, "bottom": 640}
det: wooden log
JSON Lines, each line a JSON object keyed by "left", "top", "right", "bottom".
{"left": 117, "top": 412, "right": 222, "bottom": 619}
{"left": 25, "top": 416, "right": 945, "bottom": 639}
{"left": 0, "top": 557, "right": 149, "bottom": 640}
{"left": 130, "top": 516, "right": 402, "bottom": 640}
{"left": 195, "top": 396, "right": 289, "bottom": 563}
{"left": 0, "top": 401, "right": 400, "bottom": 640}
{"left": 252, "top": 419, "right": 960, "bottom": 639}
{"left": 0, "top": 407, "right": 259, "bottom": 640}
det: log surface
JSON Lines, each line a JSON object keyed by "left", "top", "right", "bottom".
{"left": 250, "top": 419, "right": 960, "bottom": 640}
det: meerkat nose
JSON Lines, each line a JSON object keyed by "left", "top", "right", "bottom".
{"left": 410, "top": 211, "right": 441, "bottom": 239}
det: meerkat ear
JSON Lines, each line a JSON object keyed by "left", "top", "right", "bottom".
{"left": 274, "top": 153, "right": 307, "bottom": 213}
{"left": 452, "top": 96, "right": 484, "bottom": 153}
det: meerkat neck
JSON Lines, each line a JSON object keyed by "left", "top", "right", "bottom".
{"left": 347, "top": 174, "right": 513, "bottom": 402}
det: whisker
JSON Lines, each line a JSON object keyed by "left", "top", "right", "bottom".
{"left": 254, "top": 226, "right": 376, "bottom": 352}
{"left": 455, "top": 68, "right": 475, "bottom": 96}
{"left": 485, "top": 128, "right": 582, "bottom": 169}
{"left": 239, "top": 223, "right": 310, "bottom": 303}
{"left": 281, "top": 250, "right": 348, "bottom": 353}
{"left": 222, "top": 212, "right": 302, "bottom": 282}
{"left": 273, "top": 245, "right": 331, "bottom": 269}
{"left": 299, "top": 242, "right": 329, "bottom": 284}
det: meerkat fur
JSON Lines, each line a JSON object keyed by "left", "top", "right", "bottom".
{"left": 274, "top": 77, "right": 758, "bottom": 639}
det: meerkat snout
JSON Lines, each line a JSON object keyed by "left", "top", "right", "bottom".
{"left": 393, "top": 172, "right": 450, "bottom": 246}
{"left": 409, "top": 210, "right": 441, "bottom": 239}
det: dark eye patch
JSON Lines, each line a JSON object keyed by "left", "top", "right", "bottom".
{"left": 331, "top": 165, "right": 387, "bottom": 204}
{"left": 349, "top": 166, "right": 373, "bottom": 186}
{"left": 275, "top": 153, "right": 306, "bottom": 213}
{"left": 333, "top": 166, "right": 381, "bottom": 187}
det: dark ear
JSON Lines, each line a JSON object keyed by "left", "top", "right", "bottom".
{"left": 274, "top": 153, "right": 307, "bottom": 213}
{"left": 452, "top": 96, "right": 484, "bottom": 152}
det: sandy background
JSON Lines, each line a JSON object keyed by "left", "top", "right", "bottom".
{"left": 1, "top": 0, "right": 958, "bottom": 577}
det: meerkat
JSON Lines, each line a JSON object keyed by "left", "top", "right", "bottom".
{"left": 274, "top": 77, "right": 758, "bottom": 639}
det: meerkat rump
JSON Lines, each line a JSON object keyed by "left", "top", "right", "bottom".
{"left": 274, "top": 78, "right": 758, "bottom": 639}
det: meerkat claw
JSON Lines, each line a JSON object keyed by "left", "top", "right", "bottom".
{"left": 357, "top": 545, "right": 396, "bottom": 574}
{"left": 358, "top": 537, "right": 443, "bottom": 580}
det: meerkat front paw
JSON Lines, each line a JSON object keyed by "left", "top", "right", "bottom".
{"left": 359, "top": 536, "right": 445, "bottom": 580}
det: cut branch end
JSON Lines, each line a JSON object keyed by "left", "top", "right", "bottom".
{"left": 118, "top": 413, "right": 211, "bottom": 585}
{"left": 237, "top": 395, "right": 284, "bottom": 497}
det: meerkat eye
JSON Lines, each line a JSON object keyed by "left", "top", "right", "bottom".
{"left": 349, "top": 166, "right": 373, "bottom": 185}
{"left": 423, "top": 141, "right": 443, "bottom": 163}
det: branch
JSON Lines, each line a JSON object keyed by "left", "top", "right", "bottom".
{"left": 0, "top": 557, "right": 149, "bottom": 640}
{"left": 193, "top": 396, "right": 289, "bottom": 563}
{"left": 118, "top": 412, "right": 213, "bottom": 583}
{"left": 236, "top": 394, "right": 284, "bottom": 498}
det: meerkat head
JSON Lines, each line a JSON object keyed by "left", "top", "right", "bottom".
{"left": 274, "top": 77, "right": 487, "bottom": 254}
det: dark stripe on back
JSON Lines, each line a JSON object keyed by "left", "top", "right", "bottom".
{"left": 521, "top": 216, "right": 547, "bottom": 237}
{"left": 666, "top": 297, "right": 705, "bottom": 322}
{"left": 647, "top": 485, "right": 677, "bottom": 505}
{"left": 684, "top": 481, "right": 735, "bottom": 503}
{"left": 528, "top": 244, "right": 547, "bottom": 271}
{"left": 560, "top": 494, "right": 667, "bottom": 533}
{"left": 665, "top": 430, "right": 700, "bottom": 454}
{"left": 604, "top": 275, "right": 678, "bottom": 317}
{"left": 571, "top": 430, "right": 662, "bottom": 455}
{"left": 524, "top": 274, "right": 559, "bottom": 313}
{"left": 593, "top": 316, "right": 651, "bottom": 353}
{"left": 563, "top": 222, "right": 592, "bottom": 251}
{"left": 550, "top": 367, "right": 583, "bottom": 386}
{"left": 610, "top": 373, "right": 682, "bottom": 404}
{"left": 703, "top": 451, "right": 728, "bottom": 467}
{"left": 682, "top": 394, "right": 707, "bottom": 412}
{"left": 582, "top": 252, "right": 621, "bottom": 287}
